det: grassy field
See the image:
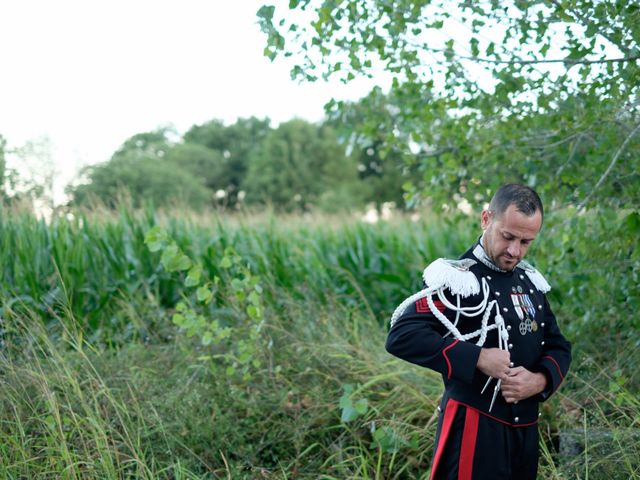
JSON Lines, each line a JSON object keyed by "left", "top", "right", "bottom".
{"left": 0, "top": 207, "right": 638, "bottom": 479}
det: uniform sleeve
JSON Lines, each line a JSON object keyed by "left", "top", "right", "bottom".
{"left": 534, "top": 296, "right": 572, "bottom": 400}
{"left": 385, "top": 294, "right": 481, "bottom": 384}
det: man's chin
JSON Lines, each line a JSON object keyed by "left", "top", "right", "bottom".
{"left": 498, "top": 258, "right": 518, "bottom": 271}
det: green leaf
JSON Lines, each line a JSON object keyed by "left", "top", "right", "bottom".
{"left": 470, "top": 37, "right": 479, "bottom": 57}
{"left": 624, "top": 212, "right": 640, "bottom": 233}
{"left": 248, "top": 291, "right": 261, "bottom": 305}
{"left": 566, "top": 45, "right": 590, "bottom": 60}
{"left": 540, "top": 42, "right": 550, "bottom": 56}
{"left": 354, "top": 398, "right": 368, "bottom": 415}
{"left": 144, "top": 226, "right": 168, "bottom": 252}
{"left": 372, "top": 426, "right": 403, "bottom": 453}
{"left": 246, "top": 304, "right": 259, "bottom": 318}
{"left": 341, "top": 405, "right": 358, "bottom": 422}
{"left": 256, "top": 5, "right": 275, "bottom": 22}
{"left": 238, "top": 349, "right": 252, "bottom": 364}
{"left": 231, "top": 278, "right": 245, "bottom": 292}
{"left": 196, "top": 285, "right": 213, "bottom": 304}
{"left": 172, "top": 313, "right": 185, "bottom": 327}
{"left": 161, "top": 243, "right": 192, "bottom": 272}
{"left": 220, "top": 256, "right": 232, "bottom": 269}
{"left": 185, "top": 264, "right": 202, "bottom": 287}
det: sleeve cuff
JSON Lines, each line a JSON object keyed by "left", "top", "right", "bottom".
{"left": 442, "top": 339, "right": 481, "bottom": 384}
{"left": 537, "top": 355, "right": 566, "bottom": 399}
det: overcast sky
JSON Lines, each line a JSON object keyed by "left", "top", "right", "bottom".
{"left": 0, "top": 0, "right": 383, "bottom": 202}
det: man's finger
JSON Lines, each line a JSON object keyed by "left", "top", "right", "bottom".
{"left": 502, "top": 376, "right": 520, "bottom": 386}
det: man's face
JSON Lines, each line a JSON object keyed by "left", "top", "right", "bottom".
{"left": 481, "top": 204, "right": 542, "bottom": 271}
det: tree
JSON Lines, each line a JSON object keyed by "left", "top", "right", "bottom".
{"left": 258, "top": 1, "right": 640, "bottom": 210}
{"left": 70, "top": 156, "right": 211, "bottom": 209}
{"left": 325, "top": 88, "right": 419, "bottom": 209}
{"left": 112, "top": 127, "right": 176, "bottom": 161}
{"left": 242, "top": 119, "right": 363, "bottom": 211}
{"left": 0, "top": 136, "right": 59, "bottom": 211}
{"left": 184, "top": 117, "right": 272, "bottom": 204}
{"left": 164, "top": 143, "right": 226, "bottom": 192}
{"left": 69, "top": 129, "right": 211, "bottom": 209}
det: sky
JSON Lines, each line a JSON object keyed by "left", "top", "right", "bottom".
{"left": 0, "top": 0, "right": 383, "bottom": 203}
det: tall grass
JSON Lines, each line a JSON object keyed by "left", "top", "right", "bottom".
{"left": 0, "top": 310, "right": 208, "bottom": 479}
{"left": 0, "top": 206, "right": 638, "bottom": 478}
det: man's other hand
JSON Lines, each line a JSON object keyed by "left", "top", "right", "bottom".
{"left": 501, "top": 367, "right": 547, "bottom": 403}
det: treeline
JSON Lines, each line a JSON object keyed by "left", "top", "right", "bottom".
{"left": 66, "top": 116, "right": 407, "bottom": 212}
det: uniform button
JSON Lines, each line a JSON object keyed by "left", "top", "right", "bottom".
{"left": 538, "top": 412, "right": 542, "bottom": 417}
{"left": 486, "top": 276, "right": 492, "bottom": 281}
{"left": 519, "top": 274, "right": 525, "bottom": 280}
{"left": 508, "top": 343, "right": 513, "bottom": 349}
{"left": 538, "top": 305, "right": 543, "bottom": 310}
{"left": 503, "top": 307, "right": 508, "bottom": 312}
{"left": 541, "top": 341, "right": 545, "bottom": 346}
{"left": 507, "top": 325, "right": 512, "bottom": 331}
{"left": 529, "top": 289, "right": 534, "bottom": 294}
{"left": 541, "top": 322, "right": 545, "bottom": 327}
{"left": 514, "top": 417, "right": 520, "bottom": 423}
{"left": 514, "top": 401, "right": 518, "bottom": 404}
{"left": 495, "top": 291, "right": 501, "bottom": 297}
{"left": 437, "top": 406, "right": 442, "bottom": 412}
{"left": 509, "top": 362, "right": 514, "bottom": 367}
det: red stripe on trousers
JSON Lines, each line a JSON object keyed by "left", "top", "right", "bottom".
{"left": 429, "top": 399, "right": 459, "bottom": 480}
{"left": 458, "top": 405, "right": 480, "bottom": 480}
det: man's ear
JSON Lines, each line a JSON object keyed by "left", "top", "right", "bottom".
{"left": 481, "top": 209, "right": 491, "bottom": 231}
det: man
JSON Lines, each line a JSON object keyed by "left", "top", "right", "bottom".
{"left": 386, "top": 184, "right": 571, "bottom": 479}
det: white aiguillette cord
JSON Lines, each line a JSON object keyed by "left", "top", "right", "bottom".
{"left": 479, "top": 310, "right": 509, "bottom": 412}
{"left": 390, "top": 258, "right": 512, "bottom": 412}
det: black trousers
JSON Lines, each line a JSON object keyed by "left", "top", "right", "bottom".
{"left": 430, "top": 399, "right": 539, "bottom": 480}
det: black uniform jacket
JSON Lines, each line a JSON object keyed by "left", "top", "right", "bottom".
{"left": 386, "top": 242, "right": 572, "bottom": 427}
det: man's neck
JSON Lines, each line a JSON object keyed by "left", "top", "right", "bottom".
{"left": 475, "top": 234, "right": 506, "bottom": 272}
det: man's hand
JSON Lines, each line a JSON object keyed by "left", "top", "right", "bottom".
{"left": 476, "top": 348, "right": 511, "bottom": 381}
{"left": 500, "top": 367, "right": 547, "bottom": 403}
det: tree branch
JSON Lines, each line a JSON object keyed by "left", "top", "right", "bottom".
{"left": 405, "top": 40, "right": 639, "bottom": 66}
{"left": 555, "top": 132, "right": 590, "bottom": 178}
{"left": 576, "top": 120, "right": 640, "bottom": 212}
{"left": 443, "top": 50, "right": 640, "bottom": 66}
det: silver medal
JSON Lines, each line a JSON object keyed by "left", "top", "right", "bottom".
{"left": 519, "top": 321, "right": 528, "bottom": 335}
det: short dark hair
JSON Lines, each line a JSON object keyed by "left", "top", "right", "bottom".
{"left": 488, "top": 184, "right": 544, "bottom": 220}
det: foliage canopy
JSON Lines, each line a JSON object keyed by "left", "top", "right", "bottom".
{"left": 259, "top": 0, "right": 640, "bottom": 210}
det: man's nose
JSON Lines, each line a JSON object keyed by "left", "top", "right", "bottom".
{"left": 507, "top": 242, "right": 521, "bottom": 258}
